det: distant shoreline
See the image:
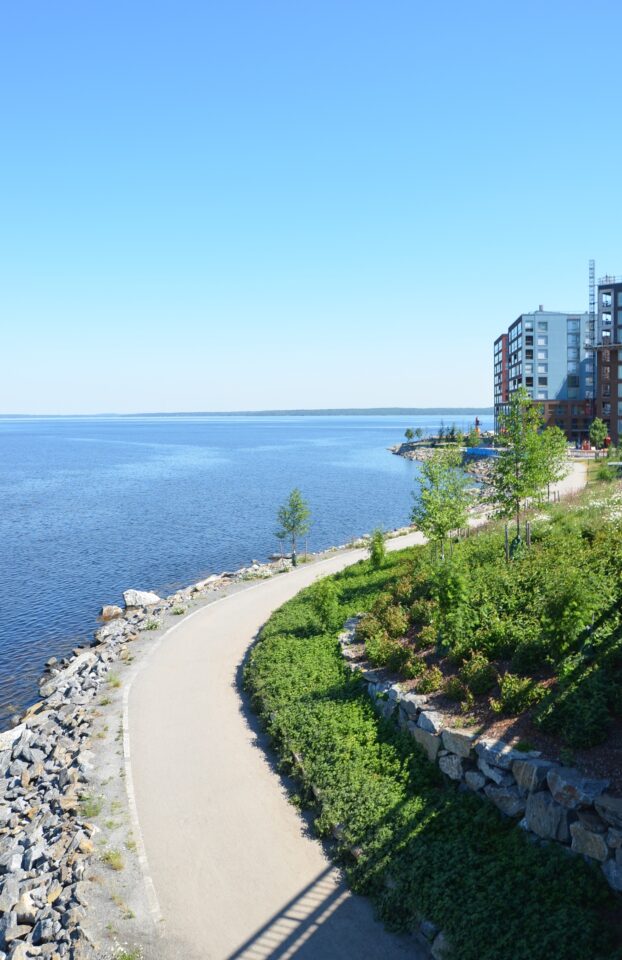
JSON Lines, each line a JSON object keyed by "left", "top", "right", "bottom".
{"left": 0, "top": 406, "right": 493, "bottom": 419}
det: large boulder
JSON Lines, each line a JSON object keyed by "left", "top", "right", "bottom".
{"left": 475, "top": 739, "right": 522, "bottom": 770}
{"left": 595, "top": 793, "right": 622, "bottom": 829}
{"left": 441, "top": 728, "right": 476, "bottom": 759}
{"left": 546, "top": 767, "right": 609, "bottom": 810}
{"left": 525, "top": 791, "right": 569, "bottom": 841}
{"left": 438, "top": 753, "right": 464, "bottom": 780}
{"left": 484, "top": 784, "right": 526, "bottom": 818}
{"left": 513, "top": 758, "right": 556, "bottom": 795}
{"left": 408, "top": 724, "right": 441, "bottom": 762}
{"left": 569, "top": 822, "right": 609, "bottom": 862}
{"left": 123, "top": 589, "right": 162, "bottom": 609}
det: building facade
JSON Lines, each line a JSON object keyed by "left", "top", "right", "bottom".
{"left": 493, "top": 309, "right": 593, "bottom": 442}
{"left": 594, "top": 276, "right": 622, "bottom": 445}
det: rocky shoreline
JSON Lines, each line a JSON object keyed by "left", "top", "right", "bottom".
{"left": 0, "top": 533, "right": 419, "bottom": 960}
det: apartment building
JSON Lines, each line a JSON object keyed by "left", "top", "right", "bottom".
{"left": 493, "top": 309, "right": 593, "bottom": 441}
{"left": 594, "top": 276, "right": 622, "bottom": 445}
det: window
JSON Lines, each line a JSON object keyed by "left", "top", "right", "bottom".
{"left": 602, "top": 349, "right": 611, "bottom": 362}
{"left": 603, "top": 313, "right": 612, "bottom": 325}
{"left": 525, "top": 364, "right": 533, "bottom": 375}
{"left": 618, "top": 364, "right": 622, "bottom": 380}
{"left": 537, "top": 350, "right": 547, "bottom": 360}
{"left": 603, "top": 366, "right": 611, "bottom": 380}
{"left": 567, "top": 362, "right": 579, "bottom": 374}
{"left": 537, "top": 336, "right": 548, "bottom": 346}
{"left": 567, "top": 319, "right": 580, "bottom": 331}
{"left": 568, "top": 375, "right": 580, "bottom": 388}
{"left": 525, "top": 377, "right": 534, "bottom": 386}
{"left": 538, "top": 321, "right": 548, "bottom": 331}
{"left": 524, "top": 320, "right": 533, "bottom": 331}
{"left": 568, "top": 388, "right": 579, "bottom": 399}
{"left": 602, "top": 292, "right": 612, "bottom": 307}
{"left": 526, "top": 349, "right": 533, "bottom": 360}
{"left": 537, "top": 391, "right": 548, "bottom": 400}
{"left": 567, "top": 348, "right": 579, "bottom": 361}
{"left": 537, "top": 363, "right": 547, "bottom": 374}
{"left": 525, "top": 335, "right": 533, "bottom": 346}
{"left": 602, "top": 383, "right": 611, "bottom": 397}
{"left": 538, "top": 376, "right": 548, "bottom": 386}
{"left": 567, "top": 333, "right": 580, "bottom": 346}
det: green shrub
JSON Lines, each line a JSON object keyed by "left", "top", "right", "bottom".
{"left": 444, "top": 675, "right": 469, "bottom": 702}
{"left": 459, "top": 651, "right": 496, "bottom": 695}
{"left": 417, "top": 665, "right": 443, "bottom": 693}
{"left": 309, "top": 578, "right": 340, "bottom": 631}
{"left": 491, "top": 673, "right": 546, "bottom": 715}
{"left": 366, "top": 632, "right": 410, "bottom": 673}
{"left": 381, "top": 604, "right": 409, "bottom": 639}
{"left": 368, "top": 528, "right": 387, "bottom": 569}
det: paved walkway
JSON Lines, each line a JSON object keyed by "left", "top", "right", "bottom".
{"left": 127, "top": 460, "right": 587, "bottom": 960}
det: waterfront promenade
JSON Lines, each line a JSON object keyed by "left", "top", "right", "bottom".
{"left": 126, "top": 462, "right": 586, "bottom": 959}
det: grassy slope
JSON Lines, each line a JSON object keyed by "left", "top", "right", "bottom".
{"left": 245, "top": 550, "right": 620, "bottom": 960}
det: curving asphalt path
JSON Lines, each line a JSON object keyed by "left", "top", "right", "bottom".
{"left": 127, "top": 461, "right": 587, "bottom": 960}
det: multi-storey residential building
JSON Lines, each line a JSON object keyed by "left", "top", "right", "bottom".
{"left": 594, "top": 276, "right": 622, "bottom": 445}
{"left": 494, "top": 309, "right": 593, "bottom": 442}
{"left": 493, "top": 334, "right": 508, "bottom": 432}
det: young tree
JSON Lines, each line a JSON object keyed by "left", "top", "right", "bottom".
{"left": 368, "top": 528, "right": 386, "bottom": 569}
{"left": 489, "top": 388, "right": 552, "bottom": 541}
{"left": 411, "top": 448, "right": 471, "bottom": 560}
{"left": 589, "top": 417, "right": 608, "bottom": 450}
{"left": 414, "top": 427, "right": 424, "bottom": 441}
{"left": 465, "top": 426, "right": 480, "bottom": 448}
{"left": 404, "top": 428, "right": 415, "bottom": 442}
{"left": 275, "top": 488, "right": 311, "bottom": 567}
{"left": 538, "top": 425, "right": 568, "bottom": 499}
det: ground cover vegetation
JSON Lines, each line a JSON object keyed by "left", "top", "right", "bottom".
{"left": 245, "top": 545, "right": 621, "bottom": 960}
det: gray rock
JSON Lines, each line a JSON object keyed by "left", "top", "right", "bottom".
{"left": 14, "top": 892, "right": 36, "bottom": 926}
{"left": 546, "top": 767, "right": 609, "bottom": 810}
{"left": 570, "top": 822, "right": 609, "bottom": 861}
{"left": 408, "top": 724, "right": 441, "bottom": 762}
{"left": 602, "top": 858, "right": 622, "bottom": 892}
{"left": 475, "top": 739, "right": 521, "bottom": 770}
{"left": 399, "top": 692, "right": 427, "bottom": 717}
{"left": 512, "top": 758, "right": 556, "bottom": 795}
{"left": 32, "top": 918, "right": 54, "bottom": 945}
{"left": 0, "top": 878, "right": 19, "bottom": 913}
{"left": 465, "top": 770, "right": 486, "bottom": 792}
{"left": 431, "top": 931, "right": 450, "bottom": 959}
{"left": 417, "top": 710, "right": 444, "bottom": 735}
{"left": 525, "top": 791, "right": 569, "bottom": 842}
{"left": 606, "top": 828, "right": 622, "bottom": 849}
{"left": 595, "top": 793, "right": 622, "bottom": 829}
{"left": 123, "top": 588, "right": 162, "bottom": 608}
{"left": 477, "top": 758, "right": 514, "bottom": 786}
{"left": 577, "top": 810, "right": 607, "bottom": 834}
{"left": 420, "top": 920, "right": 438, "bottom": 941}
{"left": 441, "top": 728, "right": 476, "bottom": 759}
{"left": 438, "top": 753, "right": 463, "bottom": 781}
{"left": 0, "top": 850, "right": 23, "bottom": 875}
{"left": 484, "top": 784, "right": 526, "bottom": 817}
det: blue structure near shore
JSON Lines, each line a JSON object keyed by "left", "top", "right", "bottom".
{"left": 463, "top": 446, "right": 499, "bottom": 460}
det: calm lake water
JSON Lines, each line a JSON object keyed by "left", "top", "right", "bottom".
{"left": 0, "top": 412, "right": 492, "bottom": 728}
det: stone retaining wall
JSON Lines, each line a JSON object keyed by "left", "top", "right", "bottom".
{"left": 338, "top": 618, "right": 622, "bottom": 895}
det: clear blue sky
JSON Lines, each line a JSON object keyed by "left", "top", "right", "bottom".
{"left": 1, "top": 1, "right": 621, "bottom": 414}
